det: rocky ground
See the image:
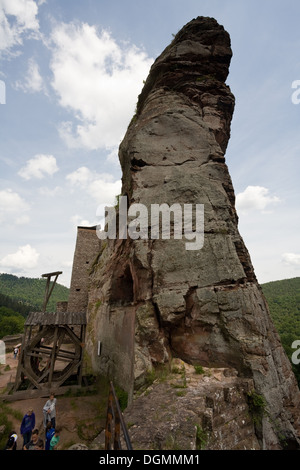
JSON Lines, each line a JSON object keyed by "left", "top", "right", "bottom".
{"left": 91, "top": 359, "right": 260, "bottom": 451}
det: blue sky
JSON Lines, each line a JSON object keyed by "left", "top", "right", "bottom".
{"left": 0, "top": 0, "right": 299, "bottom": 287}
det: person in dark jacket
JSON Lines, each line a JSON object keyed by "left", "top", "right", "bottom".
{"left": 4, "top": 431, "right": 18, "bottom": 450}
{"left": 20, "top": 408, "right": 35, "bottom": 447}
{"left": 45, "top": 421, "right": 55, "bottom": 450}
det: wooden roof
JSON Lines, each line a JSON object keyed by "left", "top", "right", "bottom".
{"left": 25, "top": 311, "right": 86, "bottom": 326}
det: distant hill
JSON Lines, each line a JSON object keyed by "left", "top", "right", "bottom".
{"left": 0, "top": 291, "right": 35, "bottom": 317}
{"left": 262, "top": 277, "right": 300, "bottom": 385}
{"left": 262, "top": 277, "right": 300, "bottom": 338}
{"left": 0, "top": 273, "right": 69, "bottom": 338}
{"left": 0, "top": 273, "right": 69, "bottom": 313}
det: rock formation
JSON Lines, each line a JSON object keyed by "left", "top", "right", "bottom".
{"left": 85, "top": 16, "right": 300, "bottom": 449}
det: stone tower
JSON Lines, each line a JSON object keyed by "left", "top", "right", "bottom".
{"left": 85, "top": 17, "right": 300, "bottom": 448}
{"left": 67, "top": 226, "right": 100, "bottom": 313}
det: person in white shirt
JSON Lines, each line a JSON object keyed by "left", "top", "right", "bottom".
{"left": 43, "top": 392, "right": 57, "bottom": 429}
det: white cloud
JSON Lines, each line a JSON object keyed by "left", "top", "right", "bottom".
{"left": 15, "top": 57, "right": 46, "bottom": 93}
{"left": 66, "top": 166, "right": 92, "bottom": 187}
{"left": 106, "top": 146, "right": 120, "bottom": 165}
{"left": 282, "top": 253, "right": 300, "bottom": 267}
{"left": 88, "top": 176, "right": 121, "bottom": 204}
{"left": 67, "top": 166, "right": 121, "bottom": 229}
{"left": 49, "top": 21, "right": 153, "bottom": 150}
{"left": 66, "top": 166, "right": 121, "bottom": 206}
{"left": 0, "top": 0, "right": 40, "bottom": 55}
{"left": 18, "top": 154, "right": 58, "bottom": 180}
{"left": 70, "top": 214, "right": 96, "bottom": 227}
{"left": 0, "top": 188, "right": 30, "bottom": 224}
{"left": 236, "top": 185, "right": 280, "bottom": 215}
{"left": 0, "top": 244, "right": 40, "bottom": 269}
{"left": 38, "top": 185, "right": 62, "bottom": 197}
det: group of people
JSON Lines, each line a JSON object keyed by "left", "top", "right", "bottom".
{"left": 4, "top": 392, "right": 61, "bottom": 451}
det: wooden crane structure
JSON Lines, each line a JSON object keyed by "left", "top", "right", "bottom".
{"left": 13, "top": 272, "right": 86, "bottom": 393}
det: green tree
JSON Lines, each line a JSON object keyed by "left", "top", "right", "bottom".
{"left": 0, "top": 315, "right": 24, "bottom": 337}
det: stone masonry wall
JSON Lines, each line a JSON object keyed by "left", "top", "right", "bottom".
{"left": 67, "top": 226, "right": 101, "bottom": 314}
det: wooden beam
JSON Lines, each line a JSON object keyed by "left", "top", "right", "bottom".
{"left": 26, "top": 352, "right": 76, "bottom": 362}
{"left": 56, "top": 328, "right": 66, "bottom": 352}
{"left": 31, "top": 345, "right": 76, "bottom": 356}
{"left": 78, "top": 324, "right": 86, "bottom": 386}
{"left": 48, "top": 326, "right": 59, "bottom": 387}
{"left": 19, "top": 364, "right": 42, "bottom": 390}
{"left": 13, "top": 331, "right": 26, "bottom": 392}
{"left": 36, "top": 366, "right": 51, "bottom": 385}
{"left": 42, "top": 271, "right": 63, "bottom": 277}
{"left": 53, "top": 360, "right": 81, "bottom": 388}
{"left": 26, "top": 327, "right": 47, "bottom": 353}
{"left": 41, "top": 271, "right": 63, "bottom": 312}
{"left": 0, "top": 384, "right": 96, "bottom": 402}
{"left": 64, "top": 325, "right": 82, "bottom": 346}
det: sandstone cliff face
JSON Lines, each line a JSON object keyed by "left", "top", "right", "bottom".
{"left": 86, "top": 17, "right": 300, "bottom": 449}
{"left": 91, "top": 361, "right": 261, "bottom": 451}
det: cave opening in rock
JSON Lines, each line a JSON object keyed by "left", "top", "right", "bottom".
{"left": 110, "top": 264, "right": 134, "bottom": 305}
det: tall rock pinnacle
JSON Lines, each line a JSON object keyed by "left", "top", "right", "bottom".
{"left": 86, "top": 17, "right": 300, "bottom": 448}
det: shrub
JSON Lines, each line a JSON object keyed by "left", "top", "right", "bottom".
{"left": 194, "top": 365, "right": 205, "bottom": 375}
{"left": 247, "top": 390, "right": 267, "bottom": 426}
{"left": 195, "top": 424, "right": 208, "bottom": 450}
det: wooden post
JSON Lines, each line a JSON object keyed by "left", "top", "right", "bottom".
{"left": 104, "top": 382, "right": 132, "bottom": 450}
{"left": 48, "top": 326, "right": 59, "bottom": 387}
{"left": 41, "top": 271, "right": 63, "bottom": 312}
{"left": 105, "top": 387, "right": 113, "bottom": 450}
{"left": 78, "top": 324, "right": 86, "bottom": 386}
{"left": 13, "top": 329, "right": 27, "bottom": 392}
{"left": 114, "top": 408, "right": 121, "bottom": 450}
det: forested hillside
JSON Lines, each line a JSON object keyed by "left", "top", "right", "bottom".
{"left": 262, "top": 277, "right": 300, "bottom": 385}
{"left": 0, "top": 292, "right": 35, "bottom": 317}
{"left": 0, "top": 273, "right": 69, "bottom": 311}
{"left": 0, "top": 273, "right": 69, "bottom": 338}
{"left": 262, "top": 277, "right": 300, "bottom": 339}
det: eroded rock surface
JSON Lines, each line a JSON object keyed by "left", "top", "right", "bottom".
{"left": 86, "top": 17, "right": 300, "bottom": 449}
{"left": 124, "top": 361, "right": 261, "bottom": 451}
{"left": 91, "top": 361, "right": 260, "bottom": 451}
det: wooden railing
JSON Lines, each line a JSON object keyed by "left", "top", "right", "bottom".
{"left": 105, "top": 381, "right": 133, "bottom": 450}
